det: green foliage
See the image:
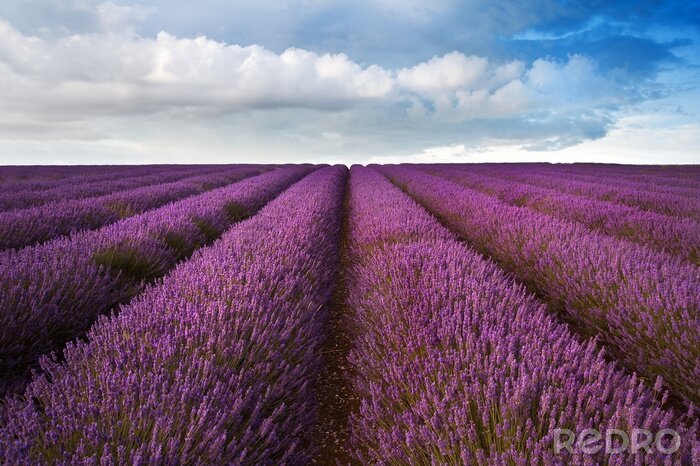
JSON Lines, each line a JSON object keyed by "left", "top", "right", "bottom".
{"left": 162, "top": 231, "right": 196, "bottom": 258}
{"left": 92, "top": 246, "right": 162, "bottom": 282}
{"left": 105, "top": 201, "right": 138, "bottom": 219}
{"left": 192, "top": 218, "right": 221, "bottom": 243}
{"left": 223, "top": 202, "right": 250, "bottom": 222}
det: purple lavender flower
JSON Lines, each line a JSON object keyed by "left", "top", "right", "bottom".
{"left": 0, "top": 165, "right": 346, "bottom": 464}
{"left": 0, "top": 166, "right": 266, "bottom": 251}
{"left": 420, "top": 164, "right": 700, "bottom": 265}
{"left": 344, "top": 165, "right": 697, "bottom": 464}
{"left": 379, "top": 164, "right": 700, "bottom": 410}
{"left": 0, "top": 165, "right": 315, "bottom": 394}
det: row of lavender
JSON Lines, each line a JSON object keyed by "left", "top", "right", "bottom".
{"left": 0, "top": 165, "right": 224, "bottom": 195}
{"left": 465, "top": 163, "right": 700, "bottom": 188}
{"left": 381, "top": 165, "right": 700, "bottom": 412}
{"left": 526, "top": 163, "right": 700, "bottom": 191}
{"left": 0, "top": 165, "right": 315, "bottom": 394}
{"left": 461, "top": 164, "right": 700, "bottom": 220}
{"left": 420, "top": 165, "right": 700, "bottom": 265}
{"left": 0, "top": 165, "right": 268, "bottom": 251}
{"left": 0, "top": 165, "right": 230, "bottom": 211}
{"left": 0, "top": 165, "right": 165, "bottom": 186}
{"left": 530, "top": 167, "right": 700, "bottom": 198}
{"left": 0, "top": 165, "right": 345, "bottom": 463}
{"left": 343, "top": 166, "right": 697, "bottom": 463}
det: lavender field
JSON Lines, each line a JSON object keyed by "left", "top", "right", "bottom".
{"left": 0, "top": 163, "right": 698, "bottom": 464}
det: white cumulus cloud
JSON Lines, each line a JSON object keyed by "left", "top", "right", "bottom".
{"left": 0, "top": 19, "right": 395, "bottom": 121}
{"left": 0, "top": 15, "right": 625, "bottom": 123}
{"left": 398, "top": 52, "right": 627, "bottom": 120}
{"left": 0, "top": 6, "right": 651, "bottom": 163}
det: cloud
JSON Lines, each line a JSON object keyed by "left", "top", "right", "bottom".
{"left": 0, "top": 1, "right": 693, "bottom": 164}
{"left": 398, "top": 53, "right": 491, "bottom": 93}
{"left": 0, "top": 19, "right": 395, "bottom": 121}
{"left": 0, "top": 15, "right": 627, "bottom": 125}
{"left": 397, "top": 53, "right": 626, "bottom": 121}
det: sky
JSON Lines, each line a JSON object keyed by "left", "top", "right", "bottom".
{"left": 0, "top": 0, "right": 698, "bottom": 165}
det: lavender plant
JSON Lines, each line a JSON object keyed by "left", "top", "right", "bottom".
{"left": 472, "top": 165, "right": 700, "bottom": 220}
{"left": 0, "top": 165, "right": 346, "bottom": 464}
{"left": 0, "top": 166, "right": 314, "bottom": 394}
{"left": 344, "top": 166, "right": 698, "bottom": 464}
{"left": 0, "top": 166, "right": 265, "bottom": 251}
{"left": 423, "top": 165, "right": 700, "bottom": 265}
{"left": 380, "top": 165, "right": 700, "bottom": 410}
{"left": 0, "top": 166, "right": 232, "bottom": 212}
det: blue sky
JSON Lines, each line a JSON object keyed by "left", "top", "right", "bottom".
{"left": 0, "top": 0, "right": 698, "bottom": 164}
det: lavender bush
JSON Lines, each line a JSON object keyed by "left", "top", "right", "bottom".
{"left": 512, "top": 164, "right": 700, "bottom": 196}
{"left": 0, "top": 165, "right": 345, "bottom": 464}
{"left": 380, "top": 165, "right": 700, "bottom": 410}
{"left": 0, "top": 166, "right": 313, "bottom": 394}
{"left": 0, "top": 166, "right": 161, "bottom": 190}
{"left": 423, "top": 165, "right": 700, "bottom": 265}
{"left": 0, "top": 166, "right": 230, "bottom": 211}
{"left": 0, "top": 166, "right": 266, "bottom": 251}
{"left": 460, "top": 162, "right": 700, "bottom": 187}
{"left": 344, "top": 166, "right": 697, "bottom": 464}
{"left": 469, "top": 165, "right": 700, "bottom": 220}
